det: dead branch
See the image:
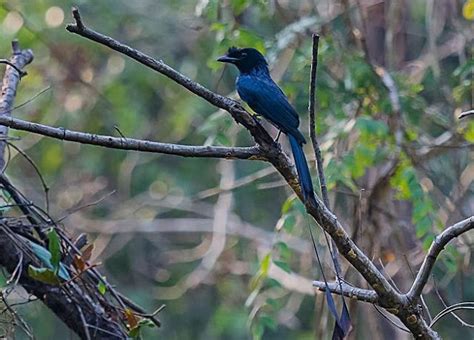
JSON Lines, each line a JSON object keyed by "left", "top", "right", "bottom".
{"left": 0, "top": 115, "right": 264, "bottom": 160}
{"left": 312, "top": 280, "right": 378, "bottom": 304}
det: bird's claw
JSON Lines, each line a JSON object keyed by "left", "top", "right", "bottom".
{"left": 230, "top": 100, "right": 245, "bottom": 111}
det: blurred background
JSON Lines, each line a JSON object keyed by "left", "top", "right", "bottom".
{"left": 0, "top": 0, "right": 473, "bottom": 339}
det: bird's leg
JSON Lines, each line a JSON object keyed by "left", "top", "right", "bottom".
{"left": 275, "top": 130, "right": 282, "bottom": 143}
{"left": 251, "top": 113, "right": 261, "bottom": 124}
{"left": 229, "top": 99, "right": 245, "bottom": 111}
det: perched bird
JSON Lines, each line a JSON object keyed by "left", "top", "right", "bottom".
{"left": 217, "top": 47, "right": 315, "bottom": 203}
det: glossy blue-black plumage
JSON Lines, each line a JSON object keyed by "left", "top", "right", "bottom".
{"left": 218, "top": 47, "right": 314, "bottom": 202}
{"left": 218, "top": 48, "right": 351, "bottom": 339}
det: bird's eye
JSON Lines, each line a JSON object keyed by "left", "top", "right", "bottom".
{"left": 241, "top": 53, "right": 247, "bottom": 57}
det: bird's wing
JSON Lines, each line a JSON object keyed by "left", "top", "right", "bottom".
{"left": 237, "top": 75, "right": 300, "bottom": 131}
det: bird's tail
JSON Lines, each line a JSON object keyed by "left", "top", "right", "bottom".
{"left": 289, "top": 134, "right": 351, "bottom": 338}
{"left": 288, "top": 134, "right": 315, "bottom": 203}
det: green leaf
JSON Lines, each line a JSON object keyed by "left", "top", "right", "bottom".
{"left": 422, "top": 234, "right": 435, "bottom": 251}
{"left": 98, "top": 277, "right": 107, "bottom": 295}
{"left": 128, "top": 326, "right": 140, "bottom": 338}
{"left": 282, "top": 214, "right": 296, "bottom": 233}
{"left": 47, "top": 228, "right": 61, "bottom": 272}
{"left": 260, "top": 253, "right": 271, "bottom": 274}
{"left": 356, "top": 116, "right": 388, "bottom": 137}
{"left": 24, "top": 237, "right": 70, "bottom": 281}
{"left": 464, "top": 121, "right": 474, "bottom": 142}
{"left": 251, "top": 322, "right": 264, "bottom": 340}
{"left": 28, "top": 265, "right": 61, "bottom": 285}
{"left": 249, "top": 253, "right": 272, "bottom": 292}
{"left": 280, "top": 196, "right": 295, "bottom": 214}
{"left": 275, "top": 241, "right": 290, "bottom": 260}
{"left": 138, "top": 319, "right": 156, "bottom": 328}
{"left": 231, "top": 0, "right": 250, "bottom": 15}
{"left": 273, "top": 260, "right": 291, "bottom": 273}
{"left": 415, "top": 215, "right": 432, "bottom": 238}
{"left": 259, "top": 314, "right": 277, "bottom": 331}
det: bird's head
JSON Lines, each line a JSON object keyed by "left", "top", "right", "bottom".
{"left": 217, "top": 47, "right": 268, "bottom": 73}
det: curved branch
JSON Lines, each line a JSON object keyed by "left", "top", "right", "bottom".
{"left": 0, "top": 115, "right": 264, "bottom": 160}
{"left": 407, "top": 216, "right": 474, "bottom": 300}
{"left": 459, "top": 110, "right": 474, "bottom": 119}
{"left": 312, "top": 280, "right": 378, "bottom": 304}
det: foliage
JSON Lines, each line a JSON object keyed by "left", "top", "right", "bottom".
{"left": 0, "top": 0, "right": 472, "bottom": 339}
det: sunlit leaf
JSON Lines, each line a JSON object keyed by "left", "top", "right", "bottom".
{"left": 124, "top": 308, "right": 139, "bottom": 329}
{"left": 98, "top": 277, "right": 107, "bottom": 295}
{"left": 47, "top": 228, "right": 61, "bottom": 272}
{"left": 81, "top": 243, "right": 94, "bottom": 262}
{"left": 28, "top": 265, "right": 61, "bottom": 285}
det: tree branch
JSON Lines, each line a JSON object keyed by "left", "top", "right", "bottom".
{"left": 65, "top": 7, "right": 276, "bottom": 151}
{"left": 308, "top": 34, "right": 329, "bottom": 208}
{"left": 312, "top": 280, "right": 378, "bottom": 304}
{"left": 0, "top": 41, "right": 129, "bottom": 339}
{"left": 0, "top": 40, "right": 33, "bottom": 169}
{"left": 62, "top": 8, "right": 468, "bottom": 339}
{"left": 0, "top": 115, "right": 264, "bottom": 160}
{"left": 407, "top": 216, "right": 474, "bottom": 300}
{"left": 63, "top": 6, "right": 398, "bottom": 306}
{"left": 459, "top": 109, "right": 474, "bottom": 119}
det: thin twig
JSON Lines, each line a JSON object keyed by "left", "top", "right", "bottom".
{"left": 6, "top": 142, "right": 50, "bottom": 212}
{"left": 373, "top": 304, "right": 410, "bottom": 333}
{"left": 0, "top": 59, "right": 27, "bottom": 77}
{"left": 57, "top": 190, "right": 116, "bottom": 222}
{"left": 0, "top": 292, "right": 34, "bottom": 339}
{"left": 433, "top": 277, "right": 474, "bottom": 328}
{"left": 307, "top": 35, "right": 349, "bottom": 333}
{"left": 76, "top": 304, "right": 92, "bottom": 340}
{"left": 459, "top": 109, "right": 474, "bottom": 119}
{"left": 429, "top": 302, "right": 474, "bottom": 328}
{"left": 66, "top": 7, "right": 276, "bottom": 151}
{"left": 308, "top": 34, "right": 329, "bottom": 208}
{"left": 12, "top": 86, "right": 51, "bottom": 111}
{"left": 312, "top": 280, "right": 378, "bottom": 304}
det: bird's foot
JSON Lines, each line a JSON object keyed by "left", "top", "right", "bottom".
{"left": 274, "top": 130, "right": 282, "bottom": 143}
{"left": 229, "top": 99, "right": 245, "bottom": 111}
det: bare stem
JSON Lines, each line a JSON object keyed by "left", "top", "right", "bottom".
{"left": 0, "top": 115, "right": 263, "bottom": 160}
{"left": 312, "top": 280, "right": 378, "bottom": 304}
{"left": 308, "top": 34, "right": 329, "bottom": 208}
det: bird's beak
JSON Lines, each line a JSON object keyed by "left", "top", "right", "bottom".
{"left": 217, "top": 55, "right": 238, "bottom": 63}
